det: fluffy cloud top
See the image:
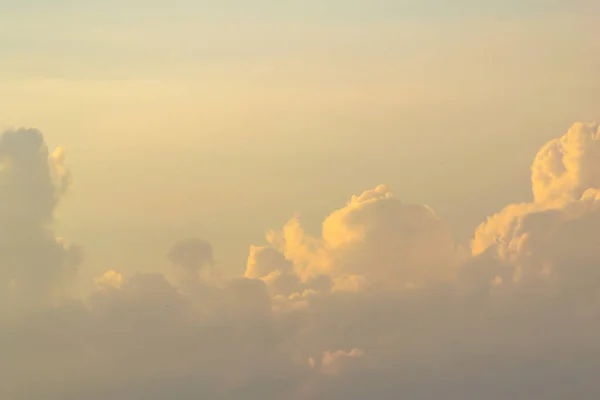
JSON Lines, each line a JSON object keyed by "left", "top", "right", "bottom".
{"left": 532, "top": 122, "right": 600, "bottom": 204}
{"left": 256, "top": 184, "right": 462, "bottom": 293}
{"left": 2, "top": 123, "right": 600, "bottom": 399}
{"left": 472, "top": 122, "right": 600, "bottom": 290}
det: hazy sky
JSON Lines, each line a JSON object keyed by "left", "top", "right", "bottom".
{"left": 1, "top": 2, "right": 600, "bottom": 398}
{"left": 2, "top": 0, "right": 598, "bottom": 281}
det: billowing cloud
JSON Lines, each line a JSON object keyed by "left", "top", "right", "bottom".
{"left": 2, "top": 124, "right": 600, "bottom": 399}
{"left": 472, "top": 122, "right": 600, "bottom": 292}
{"left": 245, "top": 245, "right": 303, "bottom": 296}
{"left": 245, "top": 245, "right": 293, "bottom": 279}
{"left": 253, "top": 184, "right": 463, "bottom": 293}
{"left": 0, "top": 128, "right": 82, "bottom": 308}
{"left": 319, "top": 184, "right": 461, "bottom": 288}
{"left": 531, "top": 122, "right": 600, "bottom": 204}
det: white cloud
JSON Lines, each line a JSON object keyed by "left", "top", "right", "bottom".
{"left": 472, "top": 122, "right": 600, "bottom": 291}
{"left": 253, "top": 184, "right": 463, "bottom": 293}
{"left": 532, "top": 122, "right": 600, "bottom": 204}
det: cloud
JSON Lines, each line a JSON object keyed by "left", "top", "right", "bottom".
{"left": 3, "top": 123, "right": 600, "bottom": 399}
{"left": 320, "top": 184, "right": 462, "bottom": 288}
{"left": 94, "top": 269, "right": 123, "bottom": 290}
{"left": 0, "top": 128, "right": 81, "bottom": 308}
{"left": 245, "top": 245, "right": 332, "bottom": 297}
{"left": 167, "top": 238, "right": 216, "bottom": 292}
{"left": 245, "top": 245, "right": 293, "bottom": 279}
{"left": 168, "top": 238, "right": 215, "bottom": 272}
{"left": 251, "top": 184, "right": 464, "bottom": 294}
{"left": 531, "top": 122, "right": 600, "bottom": 204}
{"left": 472, "top": 122, "right": 600, "bottom": 292}
{"left": 309, "top": 348, "right": 365, "bottom": 375}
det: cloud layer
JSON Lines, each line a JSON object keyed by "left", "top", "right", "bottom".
{"left": 1, "top": 124, "right": 600, "bottom": 399}
{"left": 0, "top": 129, "right": 81, "bottom": 309}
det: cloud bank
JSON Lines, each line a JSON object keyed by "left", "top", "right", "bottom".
{"left": 1, "top": 123, "right": 600, "bottom": 399}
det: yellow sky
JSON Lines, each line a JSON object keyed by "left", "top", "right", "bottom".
{"left": 1, "top": 4, "right": 599, "bottom": 283}
{"left": 3, "top": 2, "right": 600, "bottom": 398}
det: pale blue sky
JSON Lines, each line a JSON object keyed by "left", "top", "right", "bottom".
{"left": 1, "top": 0, "right": 599, "bottom": 288}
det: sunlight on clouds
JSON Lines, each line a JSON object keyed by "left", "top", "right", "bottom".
{"left": 309, "top": 348, "right": 365, "bottom": 375}
{"left": 94, "top": 269, "right": 123, "bottom": 290}
{"left": 0, "top": 128, "right": 82, "bottom": 308}
{"left": 49, "top": 147, "right": 71, "bottom": 196}
{"left": 472, "top": 122, "right": 600, "bottom": 286}
{"left": 0, "top": 1, "right": 599, "bottom": 397}
{"left": 252, "top": 184, "right": 463, "bottom": 292}
{"left": 2, "top": 123, "right": 600, "bottom": 398}
{"left": 532, "top": 122, "right": 600, "bottom": 204}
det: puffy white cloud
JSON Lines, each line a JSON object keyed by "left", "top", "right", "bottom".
{"left": 3, "top": 124, "right": 600, "bottom": 399}
{"left": 252, "top": 184, "right": 462, "bottom": 293}
{"left": 472, "top": 122, "right": 600, "bottom": 293}
{"left": 321, "top": 184, "right": 461, "bottom": 288}
{"left": 532, "top": 122, "right": 600, "bottom": 204}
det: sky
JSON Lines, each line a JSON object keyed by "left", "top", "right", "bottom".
{"left": 1, "top": 1, "right": 600, "bottom": 398}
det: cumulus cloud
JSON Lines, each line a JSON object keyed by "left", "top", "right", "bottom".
{"left": 472, "top": 122, "right": 600, "bottom": 292}
{"left": 0, "top": 128, "right": 82, "bottom": 307}
{"left": 245, "top": 245, "right": 293, "bottom": 279}
{"left": 3, "top": 123, "right": 600, "bottom": 399}
{"left": 246, "top": 246, "right": 301, "bottom": 296}
{"left": 252, "top": 184, "right": 463, "bottom": 293}
{"left": 531, "top": 122, "right": 600, "bottom": 204}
